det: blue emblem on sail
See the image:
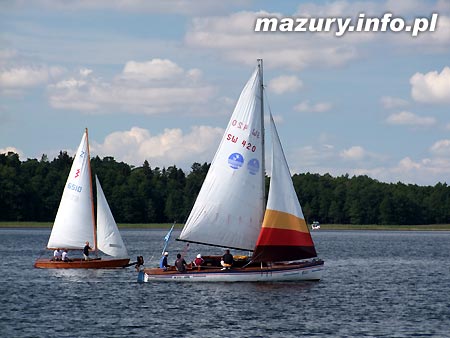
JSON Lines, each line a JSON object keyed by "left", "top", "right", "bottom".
{"left": 228, "top": 153, "right": 244, "bottom": 169}
{"left": 247, "top": 158, "right": 259, "bottom": 175}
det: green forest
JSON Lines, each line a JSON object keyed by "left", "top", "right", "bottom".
{"left": 1, "top": 151, "right": 449, "bottom": 225}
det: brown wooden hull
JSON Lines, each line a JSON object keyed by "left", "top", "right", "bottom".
{"left": 34, "top": 257, "right": 130, "bottom": 269}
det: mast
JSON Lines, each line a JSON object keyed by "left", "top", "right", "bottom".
{"left": 85, "top": 128, "right": 97, "bottom": 252}
{"left": 258, "top": 59, "right": 265, "bottom": 211}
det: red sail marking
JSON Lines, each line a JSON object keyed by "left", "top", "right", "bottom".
{"left": 75, "top": 169, "right": 80, "bottom": 178}
{"left": 255, "top": 227, "right": 314, "bottom": 247}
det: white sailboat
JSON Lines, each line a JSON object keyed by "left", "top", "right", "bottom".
{"left": 139, "top": 60, "right": 324, "bottom": 282}
{"left": 34, "top": 129, "right": 130, "bottom": 269}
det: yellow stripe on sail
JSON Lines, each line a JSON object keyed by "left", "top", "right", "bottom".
{"left": 262, "top": 209, "right": 309, "bottom": 232}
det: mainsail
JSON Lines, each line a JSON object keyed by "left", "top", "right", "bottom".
{"left": 47, "top": 131, "right": 95, "bottom": 249}
{"left": 253, "top": 114, "right": 317, "bottom": 262}
{"left": 179, "top": 67, "right": 265, "bottom": 251}
{"left": 96, "top": 175, "right": 128, "bottom": 258}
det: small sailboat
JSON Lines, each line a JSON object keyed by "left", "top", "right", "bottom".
{"left": 139, "top": 60, "right": 324, "bottom": 282}
{"left": 312, "top": 221, "right": 321, "bottom": 230}
{"left": 34, "top": 129, "right": 130, "bottom": 269}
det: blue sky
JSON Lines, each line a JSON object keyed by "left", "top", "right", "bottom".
{"left": 1, "top": 0, "right": 450, "bottom": 186}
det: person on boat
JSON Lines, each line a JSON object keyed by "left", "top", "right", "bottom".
{"left": 53, "top": 249, "right": 62, "bottom": 261}
{"left": 159, "top": 252, "right": 169, "bottom": 271}
{"left": 174, "top": 253, "right": 187, "bottom": 273}
{"left": 62, "top": 250, "right": 72, "bottom": 262}
{"left": 83, "top": 241, "right": 92, "bottom": 261}
{"left": 221, "top": 249, "right": 234, "bottom": 270}
{"left": 193, "top": 254, "right": 204, "bottom": 269}
{"left": 135, "top": 255, "right": 144, "bottom": 271}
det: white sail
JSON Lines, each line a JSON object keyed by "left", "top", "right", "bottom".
{"left": 179, "top": 66, "right": 265, "bottom": 250}
{"left": 96, "top": 176, "right": 128, "bottom": 258}
{"left": 266, "top": 113, "right": 305, "bottom": 220}
{"left": 47, "top": 131, "right": 95, "bottom": 249}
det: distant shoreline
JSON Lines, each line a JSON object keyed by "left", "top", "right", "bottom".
{"left": 1, "top": 222, "right": 449, "bottom": 231}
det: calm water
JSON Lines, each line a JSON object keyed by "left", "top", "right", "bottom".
{"left": 1, "top": 229, "right": 450, "bottom": 337}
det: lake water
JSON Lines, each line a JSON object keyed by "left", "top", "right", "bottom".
{"left": 1, "top": 229, "right": 450, "bottom": 337}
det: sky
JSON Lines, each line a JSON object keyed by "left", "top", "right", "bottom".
{"left": 1, "top": 0, "right": 450, "bottom": 186}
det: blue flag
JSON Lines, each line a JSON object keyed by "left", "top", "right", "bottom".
{"left": 162, "top": 222, "right": 175, "bottom": 255}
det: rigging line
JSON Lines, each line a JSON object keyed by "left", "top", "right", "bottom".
{"left": 263, "top": 87, "right": 274, "bottom": 117}
{"left": 241, "top": 251, "right": 265, "bottom": 268}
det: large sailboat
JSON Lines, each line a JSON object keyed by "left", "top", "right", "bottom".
{"left": 139, "top": 60, "right": 324, "bottom": 282}
{"left": 34, "top": 129, "right": 130, "bottom": 269}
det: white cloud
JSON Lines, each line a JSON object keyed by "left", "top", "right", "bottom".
{"left": 381, "top": 96, "right": 408, "bottom": 109}
{"left": 340, "top": 146, "right": 366, "bottom": 160}
{"left": 0, "top": 66, "right": 63, "bottom": 88}
{"left": 296, "top": 1, "right": 380, "bottom": 17}
{"left": 397, "top": 15, "right": 450, "bottom": 49}
{"left": 294, "top": 100, "right": 332, "bottom": 113}
{"left": 397, "top": 157, "right": 422, "bottom": 170}
{"left": 430, "top": 139, "right": 450, "bottom": 155}
{"left": 0, "top": 146, "right": 23, "bottom": 157}
{"left": 386, "top": 111, "right": 436, "bottom": 126}
{"left": 268, "top": 75, "right": 303, "bottom": 94}
{"left": 20, "top": 0, "right": 238, "bottom": 15}
{"left": 388, "top": 156, "right": 450, "bottom": 184}
{"left": 91, "top": 126, "right": 224, "bottom": 169}
{"left": 121, "top": 59, "right": 184, "bottom": 81}
{"left": 289, "top": 144, "right": 336, "bottom": 172}
{"left": 280, "top": 137, "right": 450, "bottom": 185}
{"left": 80, "top": 68, "right": 92, "bottom": 77}
{"left": 410, "top": 66, "right": 450, "bottom": 104}
{"left": 183, "top": 3, "right": 450, "bottom": 71}
{"left": 185, "top": 11, "right": 359, "bottom": 71}
{"left": 48, "top": 59, "right": 215, "bottom": 115}
{"left": 384, "top": 0, "right": 429, "bottom": 14}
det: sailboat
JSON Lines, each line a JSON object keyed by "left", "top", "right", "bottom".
{"left": 34, "top": 129, "right": 130, "bottom": 269}
{"left": 138, "top": 60, "right": 324, "bottom": 282}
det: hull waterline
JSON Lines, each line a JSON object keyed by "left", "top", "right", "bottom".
{"left": 34, "top": 257, "right": 130, "bottom": 269}
{"left": 138, "top": 260, "right": 324, "bottom": 282}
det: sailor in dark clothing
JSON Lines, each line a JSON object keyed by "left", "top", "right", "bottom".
{"left": 174, "top": 253, "right": 187, "bottom": 273}
{"left": 83, "top": 241, "right": 92, "bottom": 261}
{"left": 221, "top": 249, "right": 234, "bottom": 270}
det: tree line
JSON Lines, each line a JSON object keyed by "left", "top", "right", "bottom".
{"left": 1, "top": 151, "right": 449, "bottom": 225}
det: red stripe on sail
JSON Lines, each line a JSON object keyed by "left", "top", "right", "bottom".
{"left": 255, "top": 227, "right": 314, "bottom": 247}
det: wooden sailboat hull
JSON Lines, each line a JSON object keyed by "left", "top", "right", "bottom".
{"left": 138, "top": 260, "right": 324, "bottom": 282}
{"left": 34, "top": 257, "right": 130, "bottom": 269}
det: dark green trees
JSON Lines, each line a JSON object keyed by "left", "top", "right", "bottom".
{"left": 0, "top": 151, "right": 449, "bottom": 225}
